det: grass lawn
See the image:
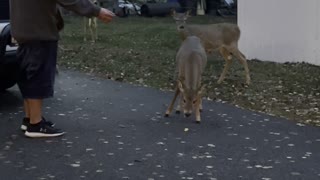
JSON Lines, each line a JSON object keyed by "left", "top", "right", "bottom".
{"left": 58, "top": 15, "right": 320, "bottom": 126}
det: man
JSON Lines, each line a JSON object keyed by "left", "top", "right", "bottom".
{"left": 10, "top": 0, "right": 115, "bottom": 138}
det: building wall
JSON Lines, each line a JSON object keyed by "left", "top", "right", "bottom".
{"left": 238, "top": 0, "right": 320, "bottom": 66}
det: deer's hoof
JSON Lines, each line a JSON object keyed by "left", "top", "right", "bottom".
{"left": 164, "top": 114, "right": 169, "bottom": 117}
{"left": 195, "top": 120, "right": 201, "bottom": 124}
{"left": 175, "top": 110, "right": 181, "bottom": 114}
{"left": 217, "top": 80, "right": 223, "bottom": 84}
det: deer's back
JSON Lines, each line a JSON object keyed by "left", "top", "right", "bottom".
{"left": 176, "top": 36, "right": 207, "bottom": 82}
{"left": 176, "top": 36, "right": 207, "bottom": 64}
{"left": 180, "top": 23, "right": 240, "bottom": 49}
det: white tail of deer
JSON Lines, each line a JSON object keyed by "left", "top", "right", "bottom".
{"left": 165, "top": 36, "right": 207, "bottom": 123}
{"left": 171, "top": 10, "right": 251, "bottom": 85}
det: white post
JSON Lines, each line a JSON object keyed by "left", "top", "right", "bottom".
{"left": 238, "top": 0, "right": 320, "bottom": 66}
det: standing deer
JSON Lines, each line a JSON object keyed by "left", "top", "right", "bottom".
{"left": 84, "top": 0, "right": 98, "bottom": 43}
{"left": 165, "top": 36, "right": 207, "bottom": 123}
{"left": 171, "top": 10, "right": 251, "bottom": 85}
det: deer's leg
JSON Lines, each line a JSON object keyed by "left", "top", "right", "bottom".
{"left": 83, "top": 18, "right": 87, "bottom": 42}
{"left": 199, "top": 97, "right": 203, "bottom": 112}
{"left": 165, "top": 87, "right": 180, "bottom": 117}
{"left": 218, "top": 47, "right": 233, "bottom": 84}
{"left": 94, "top": 18, "right": 98, "bottom": 41}
{"left": 91, "top": 18, "right": 97, "bottom": 42}
{"left": 176, "top": 94, "right": 183, "bottom": 114}
{"left": 231, "top": 48, "right": 251, "bottom": 85}
{"left": 195, "top": 97, "right": 201, "bottom": 123}
{"left": 89, "top": 18, "right": 95, "bottom": 43}
{"left": 174, "top": 69, "right": 181, "bottom": 114}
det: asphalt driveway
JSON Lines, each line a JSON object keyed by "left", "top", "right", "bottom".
{"left": 0, "top": 70, "right": 319, "bottom": 180}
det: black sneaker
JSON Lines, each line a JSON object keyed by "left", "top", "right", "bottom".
{"left": 25, "top": 120, "right": 65, "bottom": 138}
{"left": 21, "top": 117, "right": 55, "bottom": 131}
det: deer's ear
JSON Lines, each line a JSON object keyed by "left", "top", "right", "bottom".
{"left": 198, "top": 84, "right": 206, "bottom": 95}
{"left": 177, "top": 78, "right": 185, "bottom": 93}
{"left": 185, "top": 10, "right": 191, "bottom": 17}
{"left": 170, "top": 8, "right": 176, "bottom": 17}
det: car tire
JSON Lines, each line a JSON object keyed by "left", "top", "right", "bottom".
{"left": 0, "top": 80, "right": 16, "bottom": 92}
{"left": 0, "top": 60, "right": 18, "bottom": 92}
{"left": 0, "top": 23, "right": 18, "bottom": 92}
{"left": 0, "top": 77, "right": 17, "bottom": 92}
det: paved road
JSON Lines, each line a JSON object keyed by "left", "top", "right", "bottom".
{"left": 0, "top": 70, "right": 320, "bottom": 180}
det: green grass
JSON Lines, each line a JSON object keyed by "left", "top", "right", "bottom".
{"left": 58, "top": 16, "right": 320, "bottom": 126}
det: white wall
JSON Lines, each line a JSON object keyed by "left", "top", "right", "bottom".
{"left": 238, "top": 0, "right": 320, "bottom": 65}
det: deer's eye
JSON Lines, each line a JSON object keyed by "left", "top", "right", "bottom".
{"left": 183, "top": 99, "right": 186, "bottom": 103}
{"left": 193, "top": 100, "right": 197, "bottom": 104}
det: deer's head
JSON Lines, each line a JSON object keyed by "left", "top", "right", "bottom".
{"left": 171, "top": 9, "right": 191, "bottom": 30}
{"left": 177, "top": 78, "right": 205, "bottom": 117}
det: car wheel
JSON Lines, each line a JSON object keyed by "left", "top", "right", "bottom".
{"left": 0, "top": 80, "right": 16, "bottom": 92}
{"left": 0, "top": 73, "right": 17, "bottom": 92}
{"left": 0, "top": 61, "right": 18, "bottom": 92}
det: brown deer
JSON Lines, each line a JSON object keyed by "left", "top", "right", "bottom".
{"left": 171, "top": 10, "right": 251, "bottom": 85}
{"left": 165, "top": 36, "right": 207, "bottom": 123}
{"left": 84, "top": 0, "right": 98, "bottom": 43}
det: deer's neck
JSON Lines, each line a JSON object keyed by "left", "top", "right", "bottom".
{"left": 178, "top": 25, "right": 191, "bottom": 40}
{"left": 180, "top": 53, "right": 203, "bottom": 90}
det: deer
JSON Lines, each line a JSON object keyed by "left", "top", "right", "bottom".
{"left": 171, "top": 9, "right": 251, "bottom": 85}
{"left": 83, "top": 0, "right": 98, "bottom": 43}
{"left": 165, "top": 36, "right": 207, "bottom": 123}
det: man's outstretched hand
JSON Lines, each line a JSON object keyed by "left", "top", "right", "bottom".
{"left": 98, "top": 8, "right": 115, "bottom": 24}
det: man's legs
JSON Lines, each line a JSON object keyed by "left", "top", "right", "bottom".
{"left": 17, "top": 41, "right": 64, "bottom": 137}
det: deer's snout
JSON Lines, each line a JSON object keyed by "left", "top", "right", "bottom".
{"left": 185, "top": 113, "right": 191, "bottom": 117}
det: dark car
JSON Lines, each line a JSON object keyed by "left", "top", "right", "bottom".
{"left": 0, "top": 0, "right": 19, "bottom": 91}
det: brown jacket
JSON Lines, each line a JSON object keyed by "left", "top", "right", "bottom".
{"left": 10, "top": 0, "right": 101, "bottom": 43}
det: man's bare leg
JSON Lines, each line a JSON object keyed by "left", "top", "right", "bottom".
{"left": 23, "top": 100, "right": 30, "bottom": 118}
{"left": 20, "top": 100, "right": 32, "bottom": 131}
{"left": 24, "top": 98, "right": 64, "bottom": 137}
{"left": 26, "top": 99, "right": 42, "bottom": 124}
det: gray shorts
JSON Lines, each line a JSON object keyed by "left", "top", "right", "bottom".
{"left": 16, "top": 41, "right": 58, "bottom": 99}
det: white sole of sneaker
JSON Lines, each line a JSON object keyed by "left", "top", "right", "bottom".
{"left": 25, "top": 131, "right": 65, "bottom": 138}
{"left": 21, "top": 125, "right": 27, "bottom": 131}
